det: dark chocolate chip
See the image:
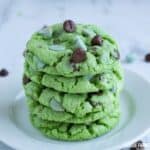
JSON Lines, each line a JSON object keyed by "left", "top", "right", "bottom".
{"left": 23, "top": 49, "right": 28, "bottom": 57}
{"left": 111, "top": 49, "right": 120, "bottom": 60}
{"left": 70, "top": 48, "right": 87, "bottom": 63}
{"left": 88, "top": 91, "right": 103, "bottom": 107}
{"left": 67, "top": 123, "right": 73, "bottom": 131}
{"left": 88, "top": 91, "right": 103, "bottom": 98}
{"left": 130, "top": 140, "right": 144, "bottom": 150}
{"left": 91, "top": 101, "right": 102, "bottom": 107}
{"left": 23, "top": 75, "right": 31, "bottom": 85}
{"left": 71, "top": 63, "right": 80, "bottom": 72}
{"left": 0, "top": 69, "right": 9, "bottom": 77}
{"left": 91, "top": 35, "right": 103, "bottom": 46}
{"left": 63, "top": 20, "right": 76, "bottom": 33}
{"left": 145, "top": 53, "right": 150, "bottom": 62}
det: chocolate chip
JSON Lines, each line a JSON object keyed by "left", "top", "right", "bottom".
{"left": 88, "top": 91, "right": 103, "bottom": 98}
{"left": 23, "top": 75, "right": 31, "bottom": 85}
{"left": 111, "top": 49, "right": 120, "bottom": 60}
{"left": 91, "top": 101, "right": 102, "bottom": 107}
{"left": 91, "top": 35, "right": 103, "bottom": 46}
{"left": 71, "top": 63, "right": 80, "bottom": 72}
{"left": 145, "top": 53, "right": 150, "bottom": 62}
{"left": 130, "top": 140, "right": 144, "bottom": 150}
{"left": 70, "top": 48, "right": 87, "bottom": 63}
{"left": 88, "top": 91, "right": 103, "bottom": 107}
{"left": 23, "top": 49, "right": 28, "bottom": 57}
{"left": 0, "top": 69, "right": 9, "bottom": 77}
{"left": 63, "top": 20, "right": 76, "bottom": 33}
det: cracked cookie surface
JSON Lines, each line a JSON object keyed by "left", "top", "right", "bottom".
{"left": 30, "top": 113, "right": 120, "bottom": 141}
{"left": 26, "top": 96, "right": 120, "bottom": 124}
{"left": 24, "top": 81, "right": 120, "bottom": 117}
{"left": 25, "top": 23, "right": 120, "bottom": 77}
{"left": 24, "top": 62, "right": 123, "bottom": 93}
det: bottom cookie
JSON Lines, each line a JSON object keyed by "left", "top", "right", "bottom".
{"left": 30, "top": 114, "right": 120, "bottom": 141}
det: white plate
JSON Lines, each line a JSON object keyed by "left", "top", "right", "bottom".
{"left": 0, "top": 68, "right": 150, "bottom": 150}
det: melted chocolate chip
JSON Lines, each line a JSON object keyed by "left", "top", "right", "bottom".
{"left": 145, "top": 53, "right": 150, "bottom": 62}
{"left": 130, "top": 140, "right": 144, "bottom": 150}
{"left": 70, "top": 48, "right": 87, "bottom": 63}
{"left": 0, "top": 69, "right": 9, "bottom": 77}
{"left": 63, "top": 20, "right": 76, "bottom": 33}
{"left": 23, "top": 75, "right": 31, "bottom": 85}
{"left": 91, "top": 35, "right": 103, "bottom": 46}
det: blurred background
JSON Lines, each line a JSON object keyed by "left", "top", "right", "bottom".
{"left": 0, "top": 0, "right": 150, "bottom": 149}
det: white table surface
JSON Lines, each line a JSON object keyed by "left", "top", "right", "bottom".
{"left": 0, "top": 0, "right": 150, "bottom": 149}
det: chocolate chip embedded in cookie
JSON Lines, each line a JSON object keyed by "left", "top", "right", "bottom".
{"left": 71, "top": 63, "right": 80, "bottom": 72}
{"left": 70, "top": 48, "right": 87, "bottom": 63}
{"left": 63, "top": 20, "right": 76, "bottom": 33}
{"left": 91, "top": 35, "right": 103, "bottom": 46}
{"left": 23, "top": 75, "right": 31, "bottom": 85}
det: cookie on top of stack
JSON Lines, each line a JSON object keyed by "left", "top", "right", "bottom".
{"left": 23, "top": 20, "right": 123, "bottom": 141}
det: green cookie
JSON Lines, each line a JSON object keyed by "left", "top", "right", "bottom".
{"left": 25, "top": 51, "right": 123, "bottom": 79}
{"left": 24, "top": 81, "right": 120, "bottom": 117}
{"left": 24, "top": 62, "right": 123, "bottom": 93}
{"left": 25, "top": 23, "right": 121, "bottom": 77}
{"left": 30, "top": 113, "right": 120, "bottom": 141}
{"left": 26, "top": 96, "right": 120, "bottom": 124}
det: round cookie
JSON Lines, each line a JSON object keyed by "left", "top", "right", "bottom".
{"left": 24, "top": 81, "right": 120, "bottom": 117}
{"left": 30, "top": 113, "right": 120, "bottom": 141}
{"left": 25, "top": 51, "right": 123, "bottom": 79}
{"left": 26, "top": 96, "right": 120, "bottom": 124}
{"left": 24, "top": 62, "right": 123, "bottom": 94}
{"left": 25, "top": 23, "right": 121, "bottom": 77}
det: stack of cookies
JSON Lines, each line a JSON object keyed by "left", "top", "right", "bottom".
{"left": 23, "top": 20, "right": 123, "bottom": 141}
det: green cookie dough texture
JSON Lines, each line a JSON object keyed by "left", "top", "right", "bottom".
{"left": 23, "top": 21, "right": 124, "bottom": 141}
{"left": 24, "top": 81, "right": 120, "bottom": 117}
{"left": 25, "top": 23, "right": 120, "bottom": 77}
{"left": 24, "top": 62, "right": 123, "bottom": 93}
{"left": 25, "top": 51, "right": 123, "bottom": 78}
{"left": 26, "top": 96, "right": 120, "bottom": 124}
{"left": 30, "top": 114, "right": 120, "bottom": 141}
